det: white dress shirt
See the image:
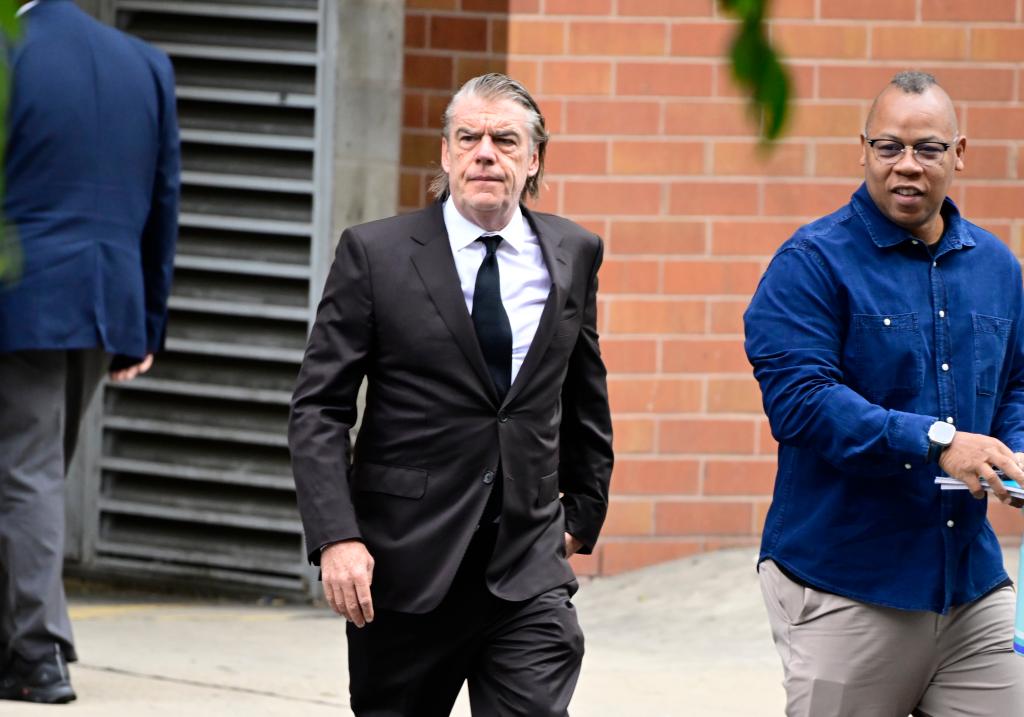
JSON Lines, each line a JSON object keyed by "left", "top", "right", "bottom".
{"left": 443, "top": 198, "right": 552, "bottom": 384}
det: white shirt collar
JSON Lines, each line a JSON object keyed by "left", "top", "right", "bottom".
{"left": 443, "top": 197, "right": 530, "bottom": 255}
{"left": 16, "top": 1, "right": 40, "bottom": 17}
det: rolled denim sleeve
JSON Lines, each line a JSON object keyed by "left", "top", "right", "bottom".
{"left": 744, "top": 245, "right": 935, "bottom": 471}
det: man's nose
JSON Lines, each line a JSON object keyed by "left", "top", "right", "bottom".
{"left": 893, "top": 147, "right": 923, "bottom": 174}
{"left": 474, "top": 135, "right": 497, "bottom": 161}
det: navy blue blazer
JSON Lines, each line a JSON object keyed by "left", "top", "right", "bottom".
{"left": 1, "top": 0, "right": 180, "bottom": 362}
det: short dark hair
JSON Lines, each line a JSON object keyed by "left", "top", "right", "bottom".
{"left": 889, "top": 70, "right": 938, "bottom": 94}
{"left": 430, "top": 73, "right": 549, "bottom": 202}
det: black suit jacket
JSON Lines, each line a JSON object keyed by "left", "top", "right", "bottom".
{"left": 289, "top": 202, "right": 613, "bottom": 613}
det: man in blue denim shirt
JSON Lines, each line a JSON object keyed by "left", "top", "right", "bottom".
{"left": 745, "top": 71, "right": 1024, "bottom": 715}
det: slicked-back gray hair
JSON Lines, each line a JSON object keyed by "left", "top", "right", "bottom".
{"left": 865, "top": 70, "right": 958, "bottom": 135}
{"left": 429, "top": 73, "right": 549, "bottom": 202}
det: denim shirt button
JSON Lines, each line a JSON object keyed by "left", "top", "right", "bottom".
{"left": 939, "top": 310, "right": 946, "bottom": 318}
{"left": 946, "top": 417, "right": 954, "bottom": 424}
{"left": 941, "top": 363, "right": 950, "bottom": 371}
{"left": 946, "top": 520, "right": 955, "bottom": 528}
{"left": 904, "top": 463, "right": 912, "bottom": 470}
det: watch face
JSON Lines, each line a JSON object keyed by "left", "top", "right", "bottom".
{"left": 929, "top": 421, "right": 956, "bottom": 445}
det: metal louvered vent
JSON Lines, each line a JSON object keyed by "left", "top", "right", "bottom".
{"left": 92, "top": 0, "right": 326, "bottom": 594}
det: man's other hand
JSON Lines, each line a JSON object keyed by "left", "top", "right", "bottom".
{"left": 109, "top": 353, "right": 154, "bottom": 382}
{"left": 321, "top": 540, "right": 375, "bottom": 627}
{"left": 564, "top": 532, "right": 583, "bottom": 557}
{"left": 939, "top": 431, "right": 1024, "bottom": 504}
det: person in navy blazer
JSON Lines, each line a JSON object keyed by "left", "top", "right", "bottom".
{"left": 0, "top": 0, "right": 179, "bottom": 704}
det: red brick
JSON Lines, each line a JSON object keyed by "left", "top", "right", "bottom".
{"left": 566, "top": 100, "right": 661, "bottom": 135}
{"left": 611, "top": 140, "right": 705, "bottom": 175}
{"left": 710, "top": 300, "right": 747, "bottom": 334}
{"left": 713, "top": 142, "right": 806, "bottom": 176}
{"left": 763, "top": 182, "right": 856, "bottom": 217}
{"left": 540, "top": 60, "right": 610, "bottom": 95}
{"left": 609, "top": 378, "right": 703, "bottom": 413}
{"left": 963, "top": 185, "right": 1024, "bottom": 220}
{"left": 704, "top": 459, "right": 777, "bottom": 496}
{"left": 662, "top": 338, "right": 750, "bottom": 372}
{"left": 789, "top": 103, "right": 864, "bottom": 138}
{"left": 529, "top": 181, "right": 561, "bottom": 214}
{"left": 716, "top": 63, "right": 814, "bottom": 101}
{"left": 769, "top": 0, "right": 815, "bottom": 17}
{"left": 403, "top": 93, "right": 427, "bottom": 128}
{"left": 669, "top": 181, "right": 760, "bottom": 216}
{"left": 599, "top": 259, "right": 660, "bottom": 294}
{"left": 655, "top": 500, "right": 755, "bottom": 535}
{"left": 564, "top": 181, "right": 661, "bottom": 216}
{"left": 708, "top": 377, "right": 763, "bottom": 413}
{"left": 970, "top": 28, "right": 1024, "bottom": 62}
{"left": 820, "top": 0, "right": 915, "bottom": 19}
{"left": 404, "top": 54, "right": 453, "bottom": 90}
{"left": 399, "top": 171, "right": 423, "bottom": 208}
{"left": 669, "top": 22, "right": 732, "bottom": 57}
{"left": 711, "top": 220, "right": 799, "bottom": 256}
{"left": 506, "top": 60, "right": 540, "bottom": 94}
{"left": 570, "top": 22, "right": 667, "bottom": 56}
{"left": 609, "top": 220, "right": 707, "bottom": 255}
{"left": 871, "top": 26, "right": 967, "bottom": 61}
{"left": 773, "top": 24, "right": 867, "bottom": 60}
{"left": 547, "top": 0, "right": 612, "bottom": 12}
{"left": 758, "top": 419, "right": 778, "bottom": 456}
{"left": 545, "top": 140, "right": 608, "bottom": 175}
{"left": 987, "top": 495, "right": 1023, "bottom": 536}
{"left": 706, "top": 536, "right": 761, "bottom": 551}
{"left": 752, "top": 499, "right": 772, "bottom": 529}
{"left": 455, "top": 57, "right": 507, "bottom": 86}
{"left": 1018, "top": 148, "right": 1024, "bottom": 180}
{"left": 618, "top": 0, "right": 714, "bottom": 16}
{"left": 601, "top": 338, "right": 658, "bottom": 372}
{"left": 508, "top": 20, "right": 566, "bottom": 54}
{"left": 570, "top": 550, "right": 600, "bottom": 576}
{"left": 969, "top": 107, "right": 1024, "bottom": 141}
{"left": 429, "top": 16, "right": 488, "bottom": 52}
{"left": 602, "top": 499, "right": 655, "bottom": 536}
{"left": 664, "top": 101, "right": 757, "bottom": 136}
{"left": 923, "top": 0, "right": 1016, "bottom": 21}
{"left": 612, "top": 459, "right": 701, "bottom": 495}
{"left": 616, "top": 62, "right": 713, "bottom": 97}
{"left": 613, "top": 418, "right": 656, "bottom": 453}
{"left": 661, "top": 418, "right": 756, "bottom": 454}
{"left": 601, "top": 540, "right": 703, "bottom": 575}
{"left": 425, "top": 94, "right": 449, "bottom": 129}
{"left": 663, "top": 260, "right": 762, "bottom": 295}
{"left": 815, "top": 142, "right": 865, "bottom": 178}
{"left": 490, "top": 18, "right": 508, "bottom": 54}
{"left": 962, "top": 145, "right": 1011, "bottom": 180}
{"left": 407, "top": 0, "right": 455, "bottom": 8}
{"left": 405, "top": 15, "right": 426, "bottom": 48}
{"left": 609, "top": 300, "right": 706, "bottom": 334}
{"left": 401, "top": 132, "right": 438, "bottom": 169}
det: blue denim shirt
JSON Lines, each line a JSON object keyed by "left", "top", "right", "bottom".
{"left": 744, "top": 183, "right": 1024, "bottom": 613}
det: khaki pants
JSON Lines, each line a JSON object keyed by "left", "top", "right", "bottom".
{"left": 760, "top": 559, "right": 1024, "bottom": 717}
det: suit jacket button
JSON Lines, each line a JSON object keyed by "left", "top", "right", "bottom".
{"left": 483, "top": 470, "right": 495, "bottom": 484}
{"left": 498, "top": 411, "right": 509, "bottom": 422}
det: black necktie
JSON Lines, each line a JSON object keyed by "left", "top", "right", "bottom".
{"left": 472, "top": 235, "right": 513, "bottom": 400}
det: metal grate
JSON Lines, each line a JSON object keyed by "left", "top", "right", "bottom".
{"left": 91, "top": 0, "right": 326, "bottom": 595}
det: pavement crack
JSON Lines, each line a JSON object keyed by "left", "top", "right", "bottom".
{"left": 75, "top": 664, "right": 346, "bottom": 708}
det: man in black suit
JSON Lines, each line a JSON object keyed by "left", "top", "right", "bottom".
{"left": 289, "top": 73, "right": 613, "bottom": 715}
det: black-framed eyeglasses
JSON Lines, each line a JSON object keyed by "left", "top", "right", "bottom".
{"left": 865, "top": 138, "right": 954, "bottom": 167}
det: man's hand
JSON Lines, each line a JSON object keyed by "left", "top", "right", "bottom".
{"left": 321, "top": 540, "right": 375, "bottom": 627}
{"left": 109, "top": 354, "right": 154, "bottom": 382}
{"left": 564, "top": 533, "right": 584, "bottom": 557}
{"left": 938, "top": 431, "right": 1024, "bottom": 504}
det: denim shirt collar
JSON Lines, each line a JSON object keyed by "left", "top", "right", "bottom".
{"left": 850, "top": 182, "right": 975, "bottom": 255}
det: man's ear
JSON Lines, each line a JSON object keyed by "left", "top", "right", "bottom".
{"left": 440, "top": 136, "right": 450, "bottom": 174}
{"left": 858, "top": 134, "right": 867, "bottom": 168}
{"left": 953, "top": 134, "right": 966, "bottom": 172}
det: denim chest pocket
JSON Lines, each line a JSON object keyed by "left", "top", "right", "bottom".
{"left": 973, "top": 313, "right": 1012, "bottom": 396}
{"left": 847, "top": 313, "right": 924, "bottom": 401}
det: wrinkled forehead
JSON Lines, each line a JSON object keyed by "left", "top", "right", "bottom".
{"left": 866, "top": 86, "right": 958, "bottom": 139}
{"left": 448, "top": 94, "right": 532, "bottom": 136}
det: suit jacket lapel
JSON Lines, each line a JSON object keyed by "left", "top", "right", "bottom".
{"left": 409, "top": 204, "right": 500, "bottom": 405}
{"left": 503, "top": 207, "right": 571, "bottom": 408}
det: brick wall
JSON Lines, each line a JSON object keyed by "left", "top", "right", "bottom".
{"left": 401, "top": 0, "right": 1024, "bottom": 576}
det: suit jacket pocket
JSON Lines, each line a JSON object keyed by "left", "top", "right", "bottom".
{"left": 352, "top": 462, "right": 428, "bottom": 499}
{"left": 535, "top": 469, "right": 560, "bottom": 507}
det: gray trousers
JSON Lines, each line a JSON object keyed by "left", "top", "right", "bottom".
{"left": 0, "top": 350, "right": 105, "bottom": 664}
{"left": 760, "top": 559, "right": 1024, "bottom": 717}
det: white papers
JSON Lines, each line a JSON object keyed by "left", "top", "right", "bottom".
{"left": 935, "top": 475, "right": 1024, "bottom": 502}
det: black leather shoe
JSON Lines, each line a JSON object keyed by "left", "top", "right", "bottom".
{"left": 0, "top": 647, "right": 76, "bottom": 704}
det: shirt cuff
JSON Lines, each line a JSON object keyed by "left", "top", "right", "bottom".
{"left": 888, "top": 410, "right": 937, "bottom": 462}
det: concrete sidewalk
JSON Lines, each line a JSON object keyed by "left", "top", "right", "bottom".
{"left": 1, "top": 547, "right": 1017, "bottom": 716}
